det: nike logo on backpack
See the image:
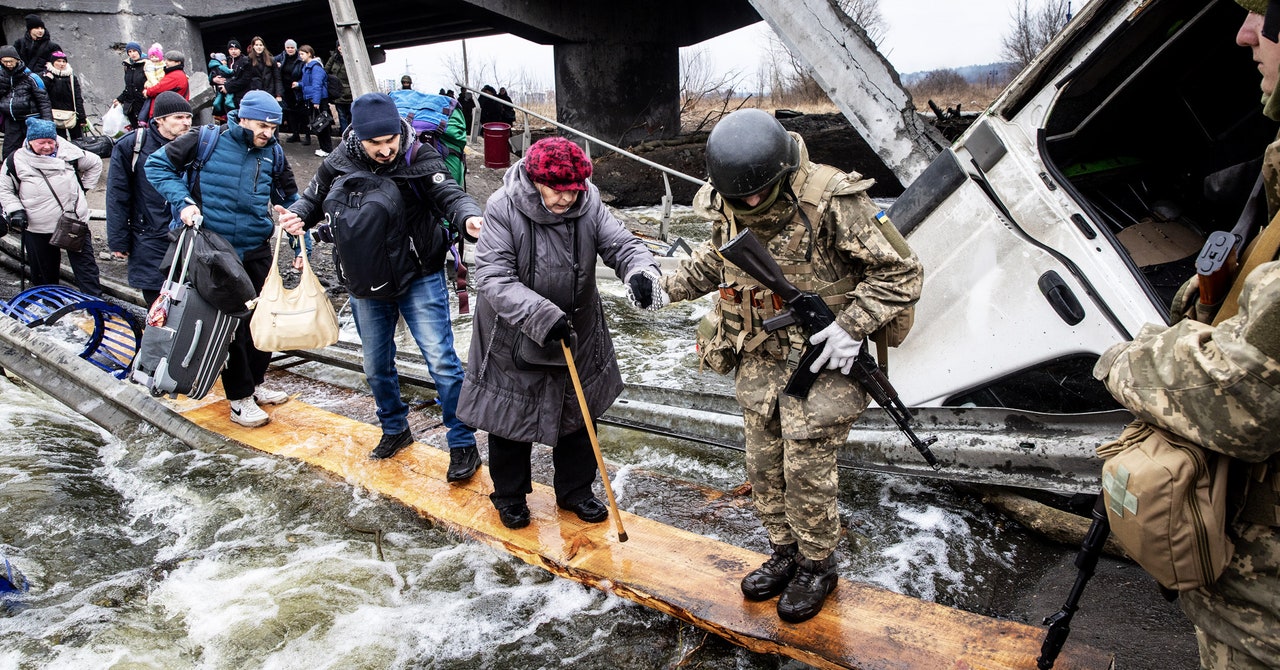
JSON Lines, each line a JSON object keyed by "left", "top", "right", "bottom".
{"left": 370, "top": 282, "right": 389, "bottom": 292}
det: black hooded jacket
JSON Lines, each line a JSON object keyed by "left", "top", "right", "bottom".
{"left": 289, "top": 118, "right": 482, "bottom": 272}
{"left": 0, "top": 52, "right": 51, "bottom": 122}
{"left": 12, "top": 32, "right": 59, "bottom": 75}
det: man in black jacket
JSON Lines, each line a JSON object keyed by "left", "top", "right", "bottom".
{"left": 12, "top": 14, "right": 59, "bottom": 75}
{"left": 276, "top": 93, "right": 485, "bottom": 478}
{"left": 105, "top": 91, "right": 193, "bottom": 306}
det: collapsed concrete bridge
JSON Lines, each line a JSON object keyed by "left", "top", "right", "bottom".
{"left": 0, "top": 0, "right": 944, "bottom": 189}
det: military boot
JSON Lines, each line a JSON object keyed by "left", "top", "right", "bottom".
{"left": 776, "top": 553, "right": 838, "bottom": 623}
{"left": 740, "top": 542, "right": 799, "bottom": 601}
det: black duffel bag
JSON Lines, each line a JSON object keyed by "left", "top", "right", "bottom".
{"left": 73, "top": 133, "right": 114, "bottom": 158}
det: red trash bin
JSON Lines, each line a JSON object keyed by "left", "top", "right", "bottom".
{"left": 482, "top": 122, "right": 511, "bottom": 169}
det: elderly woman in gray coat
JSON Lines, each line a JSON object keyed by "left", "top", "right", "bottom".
{"left": 458, "top": 137, "right": 664, "bottom": 529}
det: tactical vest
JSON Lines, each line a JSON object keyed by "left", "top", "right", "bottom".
{"left": 713, "top": 165, "right": 868, "bottom": 366}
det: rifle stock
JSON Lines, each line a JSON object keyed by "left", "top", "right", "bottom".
{"left": 717, "top": 229, "right": 941, "bottom": 469}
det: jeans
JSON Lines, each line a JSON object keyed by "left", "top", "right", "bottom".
{"left": 349, "top": 269, "right": 475, "bottom": 449}
{"left": 335, "top": 102, "right": 351, "bottom": 135}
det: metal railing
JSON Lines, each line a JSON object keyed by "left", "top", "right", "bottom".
{"left": 461, "top": 85, "right": 705, "bottom": 244}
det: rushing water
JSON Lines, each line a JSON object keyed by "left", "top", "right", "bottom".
{"left": 0, "top": 206, "right": 1066, "bottom": 668}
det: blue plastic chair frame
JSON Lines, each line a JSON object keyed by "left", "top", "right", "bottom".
{"left": 0, "top": 286, "right": 143, "bottom": 378}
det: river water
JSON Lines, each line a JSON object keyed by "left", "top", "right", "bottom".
{"left": 0, "top": 208, "right": 1194, "bottom": 669}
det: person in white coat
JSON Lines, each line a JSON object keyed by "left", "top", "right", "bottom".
{"left": 0, "top": 116, "right": 102, "bottom": 295}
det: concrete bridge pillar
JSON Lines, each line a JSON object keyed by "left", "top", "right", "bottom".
{"left": 554, "top": 42, "right": 680, "bottom": 148}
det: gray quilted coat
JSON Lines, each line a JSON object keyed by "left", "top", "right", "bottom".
{"left": 457, "top": 162, "right": 659, "bottom": 444}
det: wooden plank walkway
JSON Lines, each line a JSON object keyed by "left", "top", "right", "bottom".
{"left": 173, "top": 392, "right": 1114, "bottom": 670}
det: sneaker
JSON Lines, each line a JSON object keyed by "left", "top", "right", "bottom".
{"left": 314, "top": 149, "right": 329, "bottom": 157}
{"left": 741, "top": 542, "right": 799, "bottom": 601}
{"left": 370, "top": 429, "right": 413, "bottom": 460}
{"left": 253, "top": 385, "right": 290, "bottom": 405}
{"left": 229, "top": 397, "right": 269, "bottom": 427}
{"left": 446, "top": 445, "right": 481, "bottom": 482}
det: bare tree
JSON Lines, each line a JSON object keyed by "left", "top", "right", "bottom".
{"left": 835, "top": 0, "right": 887, "bottom": 45}
{"left": 679, "top": 46, "right": 749, "bottom": 132}
{"left": 1000, "top": 0, "right": 1071, "bottom": 68}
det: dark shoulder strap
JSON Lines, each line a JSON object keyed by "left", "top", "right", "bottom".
{"left": 5, "top": 153, "right": 18, "bottom": 197}
{"left": 186, "top": 124, "right": 223, "bottom": 206}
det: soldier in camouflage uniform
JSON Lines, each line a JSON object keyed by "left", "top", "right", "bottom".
{"left": 658, "top": 109, "right": 922, "bottom": 623}
{"left": 1092, "top": 3, "right": 1280, "bottom": 666}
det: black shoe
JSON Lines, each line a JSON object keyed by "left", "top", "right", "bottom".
{"left": 559, "top": 496, "right": 608, "bottom": 523}
{"left": 741, "top": 542, "right": 799, "bottom": 601}
{"left": 496, "top": 501, "right": 530, "bottom": 529}
{"left": 777, "top": 554, "right": 839, "bottom": 623}
{"left": 370, "top": 429, "right": 412, "bottom": 460}
{"left": 286, "top": 135, "right": 300, "bottom": 143}
{"left": 446, "top": 445, "right": 481, "bottom": 482}
{"left": 301, "top": 136, "right": 311, "bottom": 146}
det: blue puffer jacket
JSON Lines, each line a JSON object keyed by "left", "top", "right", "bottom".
{"left": 105, "top": 124, "right": 180, "bottom": 291}
{"left": 300, "top": 59, "right": 328, "bottom": 105}
{"left": 146, "top": 111, "right": 299, "bottom": 258}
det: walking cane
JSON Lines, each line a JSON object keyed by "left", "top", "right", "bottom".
{"left": 561, "top": 340, "right": 629, "bottom": 542}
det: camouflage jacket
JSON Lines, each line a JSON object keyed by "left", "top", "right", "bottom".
{"left": 661, "top": 136, "right": 922, "bottom": 437}
{"left": 1094, "top": 260, "right": 1280, "bottom": 463}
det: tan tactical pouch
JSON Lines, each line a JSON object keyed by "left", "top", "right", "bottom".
{"left": 695, "top": 310, "right": 738, "bottom": 375}
{"left": 873, "top": 306, "right": 915, "bottom": 348}
{"left": 1097, "top": 420, "right": 1234, "bottom": 591}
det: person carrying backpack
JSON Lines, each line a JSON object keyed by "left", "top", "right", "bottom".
{"left": 276, "top": 92, "right": 484, "bottom": 480}
{"left": 105, "top": 91, "right": 193, "bottom": 306}
{"left": 146, "top": 90, "right": 299, "bottom": 429}
{"left": 0, "top": 45, "right": 50, "bottom": 159}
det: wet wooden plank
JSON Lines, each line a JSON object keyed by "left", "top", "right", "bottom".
{"left": 175, "top": 392, "right": 1113, "bottom": 670}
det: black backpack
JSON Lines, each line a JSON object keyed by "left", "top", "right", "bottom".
{"left": 322, "top": 170, "right": 421, "bottom": 299}
{"left": 326, "top": 72, "right": 344, "bottom": 100}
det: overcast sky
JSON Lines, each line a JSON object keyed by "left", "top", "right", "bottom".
{"left": 373, "top": 0, "right": 1026, "bottom": 91}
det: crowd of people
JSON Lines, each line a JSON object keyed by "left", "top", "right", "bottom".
{"left": 0, "top": 6, "right": 1274, "bottom": 665}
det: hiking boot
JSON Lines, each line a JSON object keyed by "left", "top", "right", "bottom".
{"left": 559, "top": 496, "right": 608, "bottom": 523}
{"left": 370, "top": 429, "right": 413, "bottom": 460}
{"left": 253, "top": 385, "right": 290, "bottom": 405}
{"left": 495, "top": 501, "right": 530, "bottom": 529}
{"left": 777, "top": 554, "right": 839, "bottom": 623}
{"left": 740, "top": 542, "right": 799, "bottom": 601}
{"left": 229, "top": 397, "right": 269, "bottom": 428}
{"left": 446, "top": 445, "right": 481, "bottom": 482}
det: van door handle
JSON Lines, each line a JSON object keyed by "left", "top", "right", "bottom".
{"left": 1038, "top": 271, "right": 1085, "bottom": 325}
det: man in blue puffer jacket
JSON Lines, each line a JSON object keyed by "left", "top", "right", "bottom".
{"left": 146, "top": 90, "right": 300, "bottom": 428}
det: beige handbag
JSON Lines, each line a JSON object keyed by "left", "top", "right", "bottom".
{"left": 250, "top": 227, "right": 339, "bottom": 352}
{"left": 52, "top": 109, "right": 77, "bottom": 130}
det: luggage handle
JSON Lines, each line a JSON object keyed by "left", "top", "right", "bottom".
{"left": 164, "top": 215, "right": 204, "bottom": 297}
{"left": 181, "top": 319, "right": 204, "bottom": 368}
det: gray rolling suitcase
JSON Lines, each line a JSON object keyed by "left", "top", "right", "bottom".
{"left": 130, "top": 222, "right": 240, "bottom": 399}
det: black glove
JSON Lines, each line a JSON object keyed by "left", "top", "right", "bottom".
{"left": 546, "top": 315, "right": 572, "bottom": 345}
{"left": 627, "top": 271, "right": 655, "bottom": 309}
{"left": 8, "top": 210, "right": 28, "bottom": 233}
{"left": 311, "top": 222, "right": 334, "bottom": 244}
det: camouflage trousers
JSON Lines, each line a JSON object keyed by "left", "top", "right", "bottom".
{"left": 1180, "top": 522, "right": 1280, "bottom": 669}
{"left": 743, "top": 406, "right": 843, "bottom": 561}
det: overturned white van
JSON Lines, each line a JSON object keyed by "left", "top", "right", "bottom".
{"left": 888, "top": 0, "right": 1274, "bottom": 411}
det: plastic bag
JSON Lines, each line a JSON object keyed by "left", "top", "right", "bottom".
{"left": 101, "top": 104, "right": 128, "bottom": 137}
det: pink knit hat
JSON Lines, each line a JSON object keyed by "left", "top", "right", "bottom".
{"left": 148, "top": 43, "right": 163, "bottom": 59}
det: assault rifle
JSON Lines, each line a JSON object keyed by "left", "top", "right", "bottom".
{"left": 1196, "top": 230, "right": 1240, "bottom": 308}
{"left": 1036, "top": 494, "right": 1110, "bottom": 669}
{"left": 718, "top": 229, "right": 941, "bottom": 469}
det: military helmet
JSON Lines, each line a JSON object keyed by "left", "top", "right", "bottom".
{"left": 705, "top": 108, "right": 800, "bottom": 199}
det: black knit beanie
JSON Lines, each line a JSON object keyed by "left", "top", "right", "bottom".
{"left": 25, "top": 14, "right": 44, "bottom": 31}
{"left": 151, "top": 91, "right": 192, "bottom": 120}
